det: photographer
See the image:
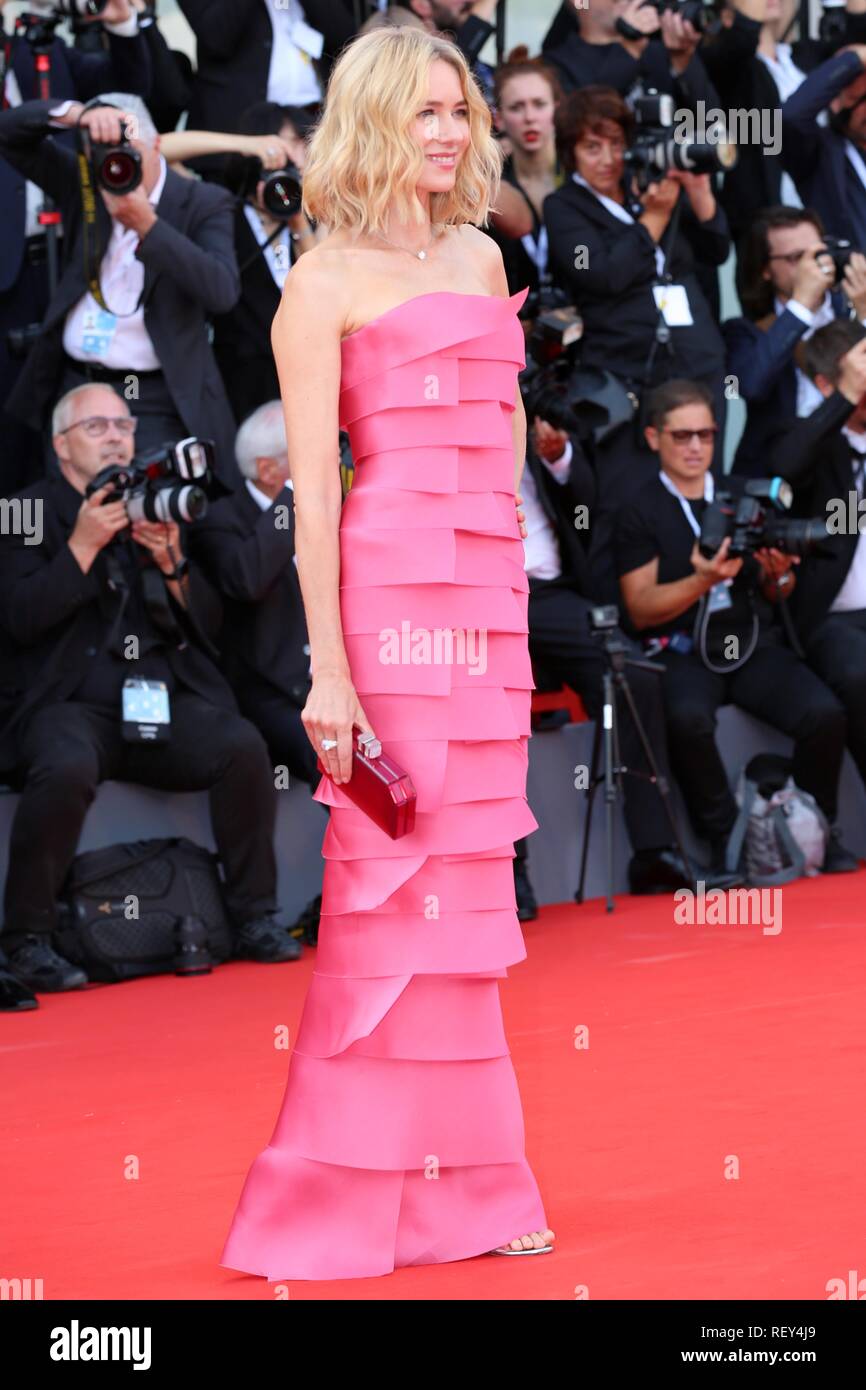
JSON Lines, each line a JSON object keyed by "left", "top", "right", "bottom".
{"left": 766, "top": 318, "right": 866, "bottom": 797}
{"left": 516, "top": 405, "right": 737, "bottom": 902}
{"left": 189, "top": 400, "right": 319, "bottom": 790}
{"left": 781, "top": 42, "right": 866, "bottom": 241}
{"left": 0, "top": 0, "right": 152, "bottom": 492}
{"left": 207, "top": 101, "right": 323, "bottom": 425}
{"left": 177, "top": 0, "right": 357, "bottom": 139}
{"left": 0, "top": 94, "right": 241, "bottom": 485}
{"left": 0, "top": 383, "right": 302, "bottom": 995}
{"left": 616, "top": 377, "right": 857, "bottom": 875}
{"left": 726, "top": 205, "right": 866, "bottom": 474}
{"left": 544, "top": 84, "right": 729, "bottom": 602}
{"left": 541, "top": 0, "right": 719, "bottom": 104}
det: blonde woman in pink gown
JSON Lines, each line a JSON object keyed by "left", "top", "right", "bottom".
{"left": 220, "top": 25, "right": 555, "bottom": 1282}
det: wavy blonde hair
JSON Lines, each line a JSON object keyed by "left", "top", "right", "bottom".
{"left": 301, "top": 28, "right": 503, "bottom": 236}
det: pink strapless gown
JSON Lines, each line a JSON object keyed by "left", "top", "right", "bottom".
{"left": 220, "top": 286, "right": 548, "bottom": 1280}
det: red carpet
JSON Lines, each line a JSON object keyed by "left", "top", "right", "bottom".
{"left": 3, "top": 872, "right": 865, "bottom": 1301}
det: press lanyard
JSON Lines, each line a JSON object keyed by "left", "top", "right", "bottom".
{"left": 657, "top": 469, "right": 714, "bottom": 539}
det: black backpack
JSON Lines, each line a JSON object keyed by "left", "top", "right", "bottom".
{"left": 54, "top": 837, "right": 234, "bottom": 982}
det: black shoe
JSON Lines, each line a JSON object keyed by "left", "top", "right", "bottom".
{"left": 823, "top": 827, "right": 859, "bottom": 874}
{"left": 0, "top": 947, "right": 39, "bottom": 1011}
{"left": 288, "top": 893, "right": 321, "bottom": 946}
{"left": 233, "top": 914, "right": 303, "bottom": 963}
{"left": 514, "top": 859, "right": 538, "bottom": 922}
{"left": 629, "top": 847, "right": 744, "bottom": 894}
{"left": 5, "top": 934, "right": 88, "bottom": 993}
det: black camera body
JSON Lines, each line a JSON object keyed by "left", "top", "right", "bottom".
{"left": 80, "top": 117, "right": 143, "bottom": 197}
{"left": 84, "top": 439, "right": 216, "bottom": 526}
{"left": 699, "top": 478, "right": 829, "bottom": 559}
{"left": 624, "top": 90, "right": 737, "bottom": 192}
{"left": 649, "top": 0, "right": 722, "bottom": 35}
{"left": 821, "top": 235, "right": 858, "bottom": 285}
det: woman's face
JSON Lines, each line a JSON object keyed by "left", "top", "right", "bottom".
{"left": 572, "top": 120, "right": 626, "bottom": 197}
{"left": 496, "top": 73, "right": 556, "bottom": 156}
{"left": 411, "top": 58, "right": 472, "bottom": 195}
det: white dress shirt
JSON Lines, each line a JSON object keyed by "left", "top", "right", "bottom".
{"left": 830, "top": 428, "right": 866, "bottom": 612}
{"left": 757, "top": 42, "right": 805, "bottom": 210}
{"left": 776, "top": 292, "right": 836, "bottom": 417}
{"left": 264, "top": 0, "right": 323, "bottom": 106}
{"left": 62, "top": 154, "right": 167, "bottom": 370}
{"left": 243, "top": 203, "right": 291, "bottom": 290}
{"left": 521, "top": 440, "right": 574, "bottom": 579}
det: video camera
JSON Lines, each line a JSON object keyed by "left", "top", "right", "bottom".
{"left": 624, "top": 91, "right": 737, "bottom": 192}
{"left": 698, "top": 478, "right": 830, "bottom": 559}
{"left": 84, "top": 439, "right": 216, "bottom": 526}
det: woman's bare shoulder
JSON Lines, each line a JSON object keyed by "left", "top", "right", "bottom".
{"left": 276, "top": 238, "right": 358, "bottom": 334}
{"left": 451, "top": 222, "right": 508, "bottom": 295}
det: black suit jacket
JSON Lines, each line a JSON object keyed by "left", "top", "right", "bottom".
{"left": 0, "top": 99, "right": 242, "bottom": 486}
{"left": 212, "top": 204, "right": 282, "bottom": 424}
{"left": 0, "top": 471, "right": 236, "bottom": 775}
{"left": 540, "top": 25, "right": 719, "bottom": 105}
{"left": 544, "top": 176, "right": 729, "bottom": 383}
{"left": 189, "top": 482, "right": 311, "bottom": 708}
{"left": 725, "top": 293, "right": 848, "bottom": 477}
{"left": 524, "top": 430, "right": 596, "bottom": 596}
{"left": 782, "top": 48, "right": 866, "bottom": 243}
{"left": 0, "top": 24, "right": 152, "bottom": 293}
{"left": 767, "top": 388, "right": 860, "bottom": 639}
{"left": 177, "top": 0, "right": 356, "bottom": 133}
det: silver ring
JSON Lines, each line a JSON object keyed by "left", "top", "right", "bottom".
{"left": 266, "top": 147, "right": 278, "bottom": 158}
{"left": 320, "top": 738, "right": 338, "bottom": 751}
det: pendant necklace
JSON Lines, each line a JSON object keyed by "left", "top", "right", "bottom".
{"left": 374, "top": 223, "right": 441, "bottom": 260}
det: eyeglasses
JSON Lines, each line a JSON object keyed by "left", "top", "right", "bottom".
{"left": 661, "top": 427, "right": 718, "bottom": 445}
{"left": 59, "top": 416, "right": 138, "bottom": 437}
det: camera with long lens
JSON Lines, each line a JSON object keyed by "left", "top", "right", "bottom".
{"left": 79, "top": 106, "right": 143, "bottom": 196}
{"left": 260, "top": 165, "right": 303, "bottom": 220}
{"left": 26, "top": 0, "right": 109, "bottom": 18}
{"left": 698, "top": 478, "right": 830, "bottom": 559}
{"left": 84, "top": 439, "right": 215, "bottom": 526}
{"left": 624, "top": 91, "right": 737, "bottom": 192}
{"left": 820, "top": 235, "right": 859, "bottom": 285}
{"left": 650, "top": 0, "right": 723, "bottom": 36}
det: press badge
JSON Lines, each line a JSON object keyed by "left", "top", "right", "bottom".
{"left": 652, "top": 284, "right": 694, "bottom": 327}
{"left": 81, "top": 306, "right": 118, "bottom": 357}
{"left": 707, "top": 580, "right": 733, "bottom": 613}
{"left": 122, "top": 678, "right": 171, "bottom": 742}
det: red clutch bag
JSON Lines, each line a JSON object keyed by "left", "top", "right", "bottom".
{"left": 316, "top": 727, "right": 417, "bottom": 839}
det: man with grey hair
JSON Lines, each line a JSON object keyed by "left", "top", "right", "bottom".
{"left": 190, "top": 400, "right": 318, "bottom": 790}
{"left": 0, "top": 90, "right": 241, "bottom": 485}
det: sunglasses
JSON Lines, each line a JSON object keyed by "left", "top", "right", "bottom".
{"left": 59, "top": 416, "right": 138, "bottom": 437}
{"left": 661, "top": 427, "right": 718, "bottom": 445}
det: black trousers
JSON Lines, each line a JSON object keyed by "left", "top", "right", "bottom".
{"left": 658, "top": 633, "right": 847, "bottom": 841}
{"left": 804, "top": 607, "right": 866, "bottom": 787}
{"left": 239, "top": 683, "right": 320, "bottom": 789}
{"left": 1, "top": 693, "right": 279, "bottom": 951}
{"left": 521, "top": 575, "right": 677, "bottom": 855}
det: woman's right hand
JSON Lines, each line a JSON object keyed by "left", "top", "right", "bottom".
{"left": 301, "top": 670, "right": 375, "bottom": 785}
{"left": 639, "top": 176, "right": 681, "bottom": 215}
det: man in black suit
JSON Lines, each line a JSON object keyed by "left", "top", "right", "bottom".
{"left": 768, "top": 318, "right": 866, "bottom": 797}
{"left": 725, "top": 206, "right": 866, "bottom": 477}
{"left": 0, "top": 0, "right": 152, "bottom": 491}
{"left": 513, "top": 409, "right": 719, "bottom": 917}
{"left": 189, "top": 400, "right": 318, "bottom": 789}
{"left": 177, "top": 0, "right": 356, "bottom": 138}
{"left": 0, "top": 94, "right": 241, "bottom": 486}
{"left": 782, "top": 43, "right": 866, "bottom": 244}
{"left": 0, "top": 383, "right": 301, "bottom": 995}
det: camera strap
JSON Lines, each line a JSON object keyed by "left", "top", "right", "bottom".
{"left": 77, "top": 148, "right": 146, "bottom": 319}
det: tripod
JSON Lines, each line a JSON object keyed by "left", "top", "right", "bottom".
{"left": 575, "top": 625, "right": 694, "bottom": 913}
{"left": 14, "top": 12, "right": 65, "bottom": 303}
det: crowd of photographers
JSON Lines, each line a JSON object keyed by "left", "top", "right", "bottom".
{"left": 4, "top": 0, "right": 866, "bottom": 1009}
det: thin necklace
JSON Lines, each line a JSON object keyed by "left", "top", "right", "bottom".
{"left": 373, "top": 223, "right": 441, "bottom": 261}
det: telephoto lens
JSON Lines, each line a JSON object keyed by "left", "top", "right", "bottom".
{"left": 126, "top": 485, "right": 209, "bottom": 525}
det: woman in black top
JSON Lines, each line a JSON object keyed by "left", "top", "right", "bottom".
{"left": 487, "top": 47, "right": 565, "bottom": 304}
{"left": 543, "top": 85, "right": 731, "bottom": 602}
